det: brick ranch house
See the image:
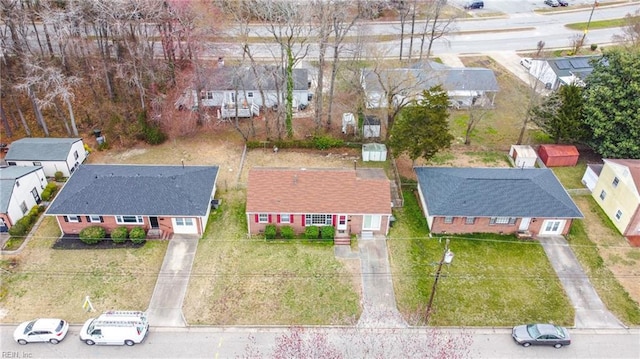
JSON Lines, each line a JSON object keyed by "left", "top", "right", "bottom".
{"left": 246, "top": 167, "right": 393, "bottom": 243}
{"left": 46, "top": 164, "right": 219, "bottom": 239}
{"left": 414, "top": 167, "right": 583, "bottom": 236}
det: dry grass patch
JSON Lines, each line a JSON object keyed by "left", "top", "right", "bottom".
{"left": 0, "top": 217, "right": 167, "bottom": 323}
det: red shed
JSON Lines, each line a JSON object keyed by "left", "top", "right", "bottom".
{"left": 538, "top": 145, "right": 579, "bottom": 167}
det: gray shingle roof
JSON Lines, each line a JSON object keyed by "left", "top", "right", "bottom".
{"left": 5, "top": 138, "right": 82, "bottom": 161}
{"left": 545, "top": 55, "right": 600, "bottom": 80}
{"left": 0, "top": 166, "right": 44, "bottom": 213}
{"left": 201, "top": 65, "right": 308, "bottom": 91}
{"left": 46, "top": 165, "right": 219, "bottom": 216}
{"left": 414, "top": 167, "right": 583, "bottom": 218}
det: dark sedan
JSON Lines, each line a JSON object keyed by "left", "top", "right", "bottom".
{"left": 512, "top": 324, "right": 571, "bottom": 348}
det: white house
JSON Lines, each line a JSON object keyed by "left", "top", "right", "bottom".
{"left": 178, "top": 65, "right": 310, "bottom": 115}
{"left": 0, "top": 166, "right": 47, "bottom": 231}
{"left": 361, "top": 61, "right": 499, "bottom": 109}
{"left": 5, "top": 138, "right": 87, "bottom": 177}
{"left": 527, "top": 55, "right": 599, "bottom": 90}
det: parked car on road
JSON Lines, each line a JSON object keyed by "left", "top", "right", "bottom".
{"left": 80, "top": 310, "right": 149, "bottom": 346}
{"left": 13, "top": 318, "right": 69, "bottom": 345}
{"left": 512, "top": 323, "right": 571, "bottom": 348}
{"left": 464, "top": 1, "right": 484, "bottom": 9}
{"left": 520, "top": 57, "right": 532, "bottom": 69}
{"left": 544, "top": 0, "right": 560, "bottom": 7}
{"left": 557, "top": 0, "right": 569, "bottom": 6}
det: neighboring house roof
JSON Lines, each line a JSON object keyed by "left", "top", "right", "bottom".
{"left": 414, "top": 167, "right": 583, "bottom": 218}
{"left": 0, "top": 166, "right": 43, "bottom": 213}
{"left": 46, "top": 165, "right": 219, "bottom": 216}
{"left": 5, "top": 138, "right": 82, "bottom": 161}
{"left": 542, "top": 55, "right": 600, "bottom": 81}
{"left": 246, "top": 167, "right": 392, "bottom": 214}
{"left": 362, "top": 62, "right": 499, "bottom": 94}
{"left": 604, "top": 159, "right": 640, "bottom": 193}
{"left": 200, "top": 65, "right": 308, "bottom": 92}
{"left": 587, "top": 163, "right": 604, "bottom": 176}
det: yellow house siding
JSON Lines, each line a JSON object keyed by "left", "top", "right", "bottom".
{"left": 592, "top": 161, "right": 640, "bottom": 235}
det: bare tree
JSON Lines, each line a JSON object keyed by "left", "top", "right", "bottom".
{"left": 612, "top": 8, "right": 640, "bottom": 49}
{"left": 517, "top": 41, "right": 549, "bottom": 145}
{"left": 418, "top": 0, "right": 457, "bottom": 61}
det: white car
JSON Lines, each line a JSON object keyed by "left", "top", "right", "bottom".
{"left": 14, "top": 318, "right": 69, "bottom": 345}
{"left": 520, "top": 58, "right": 532, "bottom": 70}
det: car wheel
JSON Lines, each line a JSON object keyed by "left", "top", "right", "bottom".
{"left": 50, "top": 339, "right": 60, "bottom": 344}
{"left": 522, "top": 342, "right": 531, "bottom": 347}
{"left": 85, "top": 339, "right": 95, "bottom": 345}
{"left": 17, "top": 339, "right": 28, "bottom": 345}
{"left": 125, "top": 339, "right": 135, "bottom": 346}
{"left": 554, "top": 343, "right": 563, "bottom": 349}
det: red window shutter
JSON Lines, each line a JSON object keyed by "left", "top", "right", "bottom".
{"left": 276, "top": 214, "right": 281, "bottom": 223}
{"left": 301, "top": 214, "right": 305, "bottom": 227}
{"left": 333, "top": 215, "right": 337, "bottom": 226}
{"left": 254, "top": 214, "right": 259, "bottom": 222}
{"left": 63, "top": 216, "right": 69, "bottom": 222}
{"left": 78, "top": 216, "right": 82, "bottom": 222}
{"left": 268, "top": 214, "right": 272, "bottom": 223}
{"left": 86, "top": 216, "right": 91, "bottom": 222}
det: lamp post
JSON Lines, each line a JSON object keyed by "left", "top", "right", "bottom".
{"left": 425, "top": 238, "right": 454, "bottom": 325}
{"left": 580, "top": 1, "right": 599, "bottom": 46}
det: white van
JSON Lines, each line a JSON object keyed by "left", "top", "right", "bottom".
{"left": 79, "top": 311, "right": 149, "bottom": 346}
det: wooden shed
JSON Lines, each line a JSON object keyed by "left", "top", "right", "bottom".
{"left": 509, "top": 145, "right": 537, "bottom": 168}
{"left": 538, "top": 145, "right": 579, "bottom": 167}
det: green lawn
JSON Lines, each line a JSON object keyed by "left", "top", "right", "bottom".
{"left": 0, "top": 217, "right": 168, "bottom": 324}
{"left": 183, "top": 189, "right": 360, "bottom": 325}
{"left": 565, "top": 16, "right": 640, "bottom": 31}
{"left": 552, "top": 163, "right": 587, "bottom": 189}
{"left": 388, "top": 190, "right": 574, "bottom": 326}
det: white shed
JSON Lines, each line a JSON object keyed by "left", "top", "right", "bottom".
{"left": 581, "top": 163, "right": 603, "bottom": 192}
{"left": 509, "top": 145, "right": 537, "bottom": 168}
{"left": 362, "top": 143, "right": 387, "bottom": 162}
{"left": 363, "top": 116, "right": 381, "bottom": 138}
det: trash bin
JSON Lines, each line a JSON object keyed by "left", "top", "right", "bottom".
{"left": 93, "top": 129, "right": 102, "bottom": 138}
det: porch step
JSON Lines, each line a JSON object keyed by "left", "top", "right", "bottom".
{"left": 334, "top": 237, "right": 351, "bottom": 246}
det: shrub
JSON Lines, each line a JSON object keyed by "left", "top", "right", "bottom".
{"left": 41, "top": 189, "right": 52, "bottom": 201}
{"left": 312, "top": 135, "right": 343, "bottom": 150}
{"left": 129, "top": 227, "right": 147, "bottom": 244}
{"left": 110, "top": 226, "right": 128, "bottom": 243}
{"left": 16, "top": 215, "right": 33, "bottom": 227}
{"left": 28, "top": 206, "right": 40, "bottom": 217}
{"left": 54, "top": 171, "right": 64, "bottom": 181}
{"left": 8, "top": 222, "right": 27, "bottom": 237}
{"left": 280, "top": 226, "right": 295, "bottom": 240}
{"left": 304, "top": 226, "right": 319, "bottom": 240}
{"left": 98, "top": 141, "right": 109, "bottom": 151}
{"left": 137, "top": 111, "right": 166, "bottom": 145}
{"left": 590, "top": 44, "right": 598, "bottom": 51}
{"left": 321, "top": 226, "right": 335, "bottom": 240}
{"left": 79, "top": 226, "right": 106, "bottom": 245}
{"left": 264, "top": 224, "right": 277, "bottom": 240}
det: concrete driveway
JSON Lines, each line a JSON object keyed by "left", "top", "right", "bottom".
{"left": 147, "top": 235, "right": 199, "bottom": 327}
{"left": 539, "top": 236, "right": 625, "bottom": 329}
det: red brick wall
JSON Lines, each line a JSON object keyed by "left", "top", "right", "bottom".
{"left": 430, "top": 216, "right": 571, "bottom": 236}
{"left": 0, "top": 213, "right": 11, "bottom": 228}
{"left": 247, "top": 213, "right": 389, "bottom": 236}
{"left": 56, "top": 215, "right": 157, "bottom": 235}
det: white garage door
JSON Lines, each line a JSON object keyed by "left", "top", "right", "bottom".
{"left": 539, "top": 219, "right": 566, "bottom": 235}
{"left": 172, "top": 217, "right": 198, "bottom": 234}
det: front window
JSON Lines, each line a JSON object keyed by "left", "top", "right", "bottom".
{"left": 67, "top": 215, "right": 80, "bottom": 223}
{"left": 444, "top": 216, "right": 454, "bottom": 224}
{"left": 175, "top": 218, "right": 194, "bottom": 226}
{"left": 490, "top": 217, "right": 517, "bottom": 225}
{"left": 116, "top": 215, "right": 144, "bottom": 224}
{"left": 280, "top": 214, "right": 291, "bottom": 224}
{"left": 258, "top": 214, "right": 268, "bottom": 223}
{"left": 88, "top": 215, "right": 102, "bottom": 223}
{"left": 305, "top": 214, "right": 332, "bottom": 226}
{"left": 20, "top": 201, "right": 28, "bottom": 214}
{"left": 612, "top": 177, "right": 619, "bottom": 188}
{"left": 615, "top": 210, "right": 623, "bottom": 220}
{"left": 465, "top": 217, "right": 475, "bottom": 225}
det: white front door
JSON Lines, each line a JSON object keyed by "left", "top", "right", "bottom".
{"left": 540, "top": 219, "right": 566, "bottom": 235}
{"left": 519, "top": 217, "right": 531, "bottom": 231}
{"left": 337, "top": 215, "right": 347, "bottom": 232}
{"left": 172, "top": 217, "right": 198, "bottom": 234}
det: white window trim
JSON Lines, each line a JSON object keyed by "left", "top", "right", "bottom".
{"left": 615, "top": 210, "right": 623, "bottom": 220}
{"left": 280, "top": 214, "right": 291, "bottom": 224}
{"left": 88, "top": 215, "right": 102, "bottom": 223}
{"left": 258, "top": 214, "right": 269, "bottom": 223}
{"left": 599, "top": 190, "right": 606, "bottom": 200}
{"left": 67, "top": 215, "right": 80, "bottom": 223}
{"left": 305, "top": 214, "right": 333, "bottom": 226}
{"left": 444, "top": 216, "right": 454, "bottom": 224}
{"left": 115, "top": 215, "right": 144, "bottom": 224}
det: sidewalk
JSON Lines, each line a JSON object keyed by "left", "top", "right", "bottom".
{"left": 147, "top": 235, "right": 199, "bottom": 327}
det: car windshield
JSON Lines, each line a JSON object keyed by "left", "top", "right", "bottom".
{"left": 24, "top": 320, "right": 36, "bottom": 334}
{"left": 553, "top": 325, "right": 566, "bottom": 338}
{"left": 56, "top": 320, "right": 65, "bottom": 332}
{"left": 526, "top": 324, "right": 541, "bottom": 338}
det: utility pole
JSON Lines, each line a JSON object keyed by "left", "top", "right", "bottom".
{"left": 425, "top": 238, "right": 454, "bottom": 325}
{"left": 580, "top": 0, "right": 599, "bottom": 46}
